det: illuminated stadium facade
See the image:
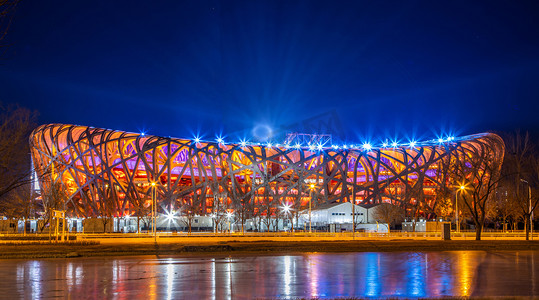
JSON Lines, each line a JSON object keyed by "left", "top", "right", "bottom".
{"left": 30, "top": 124, "right": 504, "bottom": 224}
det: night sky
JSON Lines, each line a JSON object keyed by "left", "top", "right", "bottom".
{"left": 1, "top": 1, "right": 539, "bottom": 144}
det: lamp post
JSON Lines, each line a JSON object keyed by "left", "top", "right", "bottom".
{"left": 456, "top": 185, "right": 465, "bottom": 233}
{"left": 226, "top": 211, "right": 233, "bottom": 234}
{"left": 520, "top": 179, "right": 533, "bottom": 240}
{"left": 151, "top": 182, "right": 157, "bottom": 243}
{"left": 309, "top": 183, "right": 316, "bottom": 233}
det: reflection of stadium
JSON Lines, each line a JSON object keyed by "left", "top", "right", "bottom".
{"left": 30, "top": 124, "right": 504, "bottom": 223}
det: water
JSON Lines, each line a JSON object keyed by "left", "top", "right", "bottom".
{"left": 1, "top": 251, "right": 537, "bottom": 299}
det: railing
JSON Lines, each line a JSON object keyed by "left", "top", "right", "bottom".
{"left": 2, "top": 230, "right": 537, "bottom": 240}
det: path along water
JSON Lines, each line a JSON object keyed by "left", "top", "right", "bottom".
{"left": 1, "top": 251, "right": 537, "bottom": 299}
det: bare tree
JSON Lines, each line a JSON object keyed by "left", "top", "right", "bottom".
{"left": 372, "top": 203, "right": 404, "bottom": 233}
{"left": 501, "top": 131, "right": 538, "bottom": 240}
{"left": 38, "top": 181, "right": 67, "bottom": 233}
{"left": 0, "top": 184, "right": 36, "bottom": 233}
{"left": 0, "top": 0, "right": 19, "bottom": 58}
{"left": 179, "top": 195, "right": 203, "bottom": 234}
{"left": 96, "top": 184, "right": 116, "bottom": 233}
{"left": 0, "top": 104, "right": 38, "bottom": 200}
{"left": 451, "top": 135, "right": 504, "bottom": 240}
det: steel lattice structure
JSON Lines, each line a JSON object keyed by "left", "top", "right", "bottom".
{"left": 30, "top": 124, "right": 504, "bottom": 219}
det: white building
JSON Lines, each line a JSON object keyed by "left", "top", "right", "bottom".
{"left": 297, "top": 202, "right": 390, "bottom": 232}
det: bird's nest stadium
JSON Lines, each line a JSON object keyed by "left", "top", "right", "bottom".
{"left": 30, "top": 124, "right": 504, "bottom": 226}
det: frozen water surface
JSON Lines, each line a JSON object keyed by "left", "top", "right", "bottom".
{"left": 1, "top": 251, "right": 538, "bottom": 299}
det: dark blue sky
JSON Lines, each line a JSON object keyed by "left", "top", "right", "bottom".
{"left": 1, "top": 1, "right": 539, "bottom": 144}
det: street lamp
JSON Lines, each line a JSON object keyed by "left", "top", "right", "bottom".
{"left": 520, "top": 179, "right": 533, "bottom": 240}
{"left": 456, "top": 185, "right": 465, "bottom": 233}
{"left": 309, "top": 183, "right": 316, "bottom": 233}
{"left": 151, "top": 182, "right": 157, "bottom": 242}
{"left": 281, "top": 204, "right": 291, "bottom": 231}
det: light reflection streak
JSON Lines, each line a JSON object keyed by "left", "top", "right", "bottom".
{"left": 211, "top": 259, "right": 216, "bottom": 300}
{"left": 365, "top": 253, "right": 380, "bottom": 297}
{"left": 309, "top": 256, "right": 319, "bottom": 297}
{"left": 533, "top": 252, "right": 536, "bottom": 296}
{"left": 67, "top": 262, "right": 73, "bottom": 293}
{"left": 148, "top": 261, "right": 157, "bottom": 300}
{"left": 226, "top": 257, "right": 232, "bottom": 300}
{"left": 283, "top": 256, "right": 291, "bottom": 296}
{"left": 30, "top": 261, "right": 41, "bottom": 299}
{"left": 166, "top": 260, "right": 174, "bottom": 300}
{"left": 458, "top": 251, "right": 472, "bottom": 296}
{"left": 406, "top": 253, "right": 426, "bottom": 297}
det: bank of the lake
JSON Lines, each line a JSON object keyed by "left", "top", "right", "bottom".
{"left": 2, "top": 239, "right": 539, "bottom": 259}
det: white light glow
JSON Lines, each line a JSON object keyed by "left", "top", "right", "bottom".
{"left": 362, "top": 142, "right": 372, "bottom": 151}
{"left": 282, "top": 204, "right": 291, "bottom": 213}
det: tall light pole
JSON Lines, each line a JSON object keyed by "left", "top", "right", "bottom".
{"left": 520, "top": 179, "right": 533, "bottom": 240}
{"left": 309, "top": 183, "right": 315, "bottom": 233}
{"left": 151, "top": 182, "right": 157, "bottom": 243}
{"left": 456, "top": 185, "right": 465, "bottom": 233}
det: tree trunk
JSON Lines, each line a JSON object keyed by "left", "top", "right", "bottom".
{"left": 475, "top": 223, "right": 482, "bottom": 240}
{"left": 525, "top": 216, "right": 530, "bottom": 241}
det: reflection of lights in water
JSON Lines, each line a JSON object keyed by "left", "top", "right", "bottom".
{"left": 67, "top": 262, "right": 73, "bottom": 292}
{"left": 29, "top": 261, "right": 42, "bottom": 299}
{"left": 211, "top": 259, "right": 216, "bottom": 300}
{"left": 284, "top": 256, "right": 291, "bottom": 296}
{"left": 365, "top": 253, "right": 380, "bottom": 297}
{"left": 406, "top": 253, "right": 426, "bottom": 297}
{"left": 226, "top": 257, "right": 232, "bottom": 300}
{"left": 437, "top": 255, "right": 452, "bottom": 296}
{"left": 458, "top": 251, "right": 472, "bottom": 296}
{"left": 148, "top": 261, "right": 157, "bottom": 300}
{"left": 166, "top": 260, "right": 174, "bottom": 300}
{"left": 532, "top": 252, "right": 537, "bottom": 296}
{"left": 309, "top": 255, "right": 319, "bottom": 297}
